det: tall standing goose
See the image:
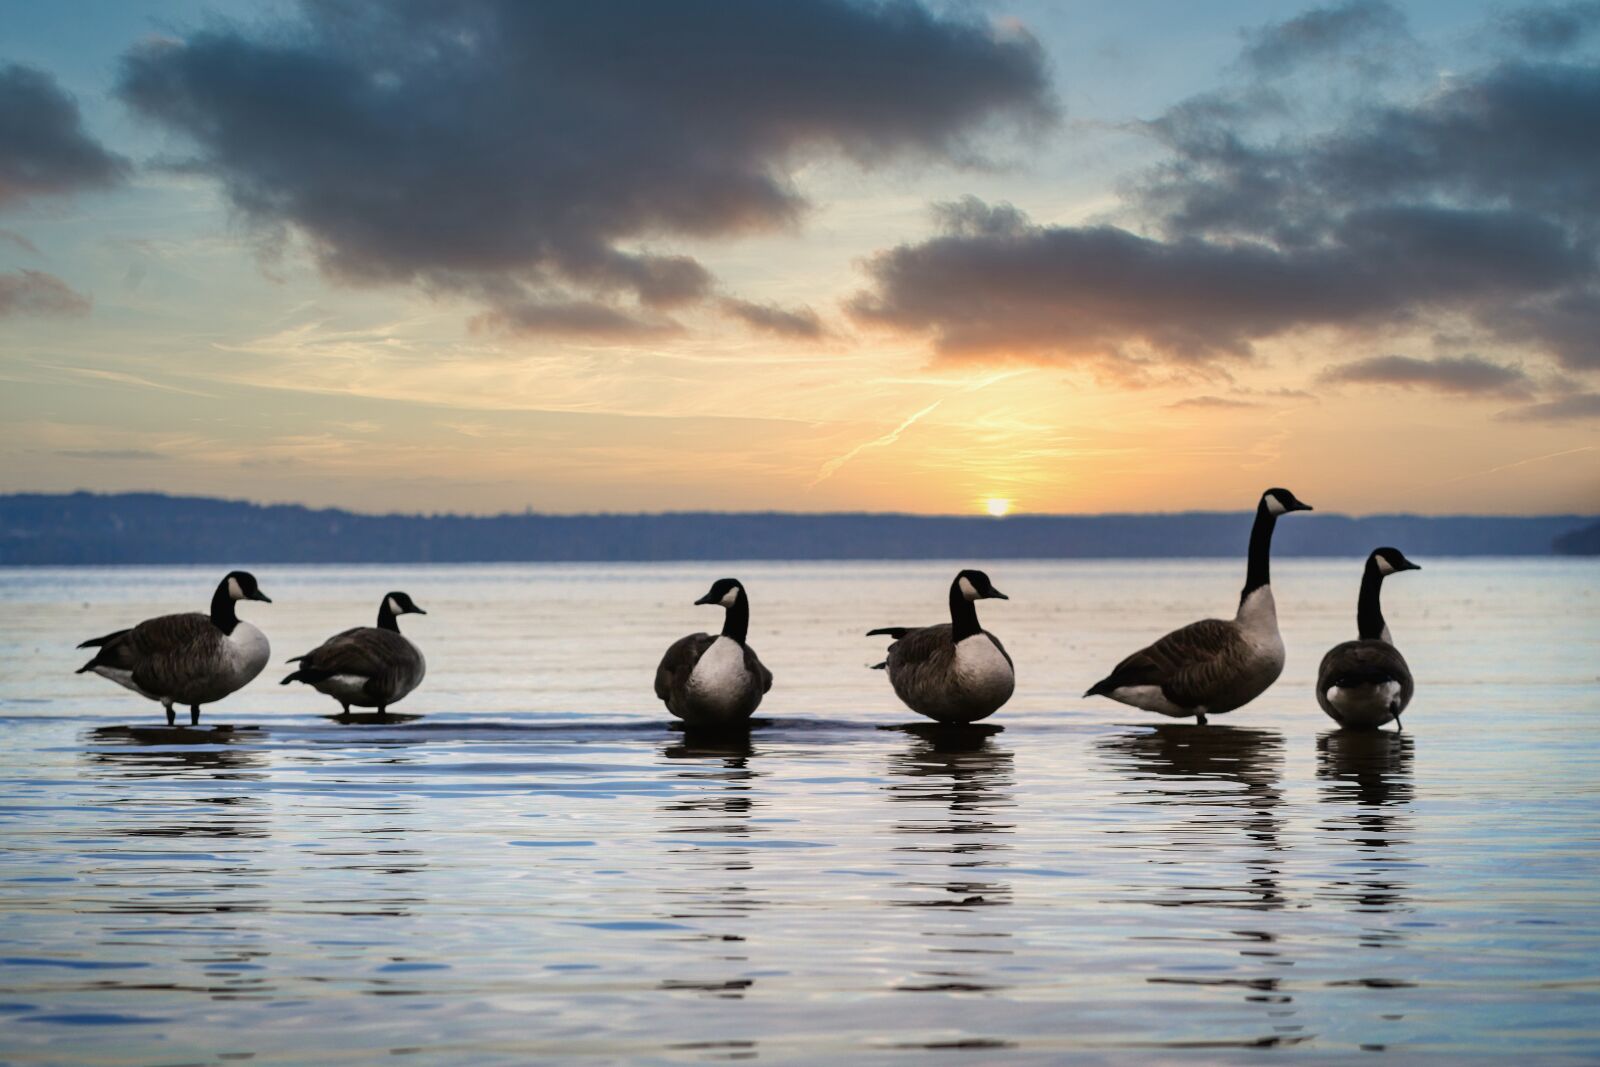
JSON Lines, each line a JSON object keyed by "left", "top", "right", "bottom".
{"left": 1317, "top": 547, "right": 1420, "bottom": 730}
{"left": 655, "top": 578, "right": 773, "bottom": 729}
{"left": 282, "top": 591, "right": 428, "bottom": 718}
{"left": 76, "top": 570, "right": 273, "bottom": 726}
{"left": 867, "top": 569, "right": 1014, "bottom": 724}
{"left": 1085, "top": 487, "right": 1313, "bottom": 724}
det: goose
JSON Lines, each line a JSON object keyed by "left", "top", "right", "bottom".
{"left": 1084, "top": 487, "right": 1313, "bottom": 724}
{"left": 1317, "top": 547, "right": 1420, "bottom": 730}
{"left": 282, "top": 591, "right": 428, "bottom": 718}
{"left": 654, "top": 578, "right": 773, "bottom": 729}
{"left": 867, "top": 569, "right": 1014, "bottom": 724}
{"left": 75, "top": 570, "right": 273, "bottom": 726}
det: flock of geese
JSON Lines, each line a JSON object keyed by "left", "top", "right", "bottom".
{"left": 75, "top": 488, "right": 1422, "bottom": 734}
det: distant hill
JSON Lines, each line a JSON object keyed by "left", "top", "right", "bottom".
{"left": 1553, "top": 519, "right": 1600, "bottom": 555}
{"left": 0, "top": 492, "right": 1593, "bottom": 565}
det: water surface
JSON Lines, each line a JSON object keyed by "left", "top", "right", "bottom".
{"left": 1, "top": 560, "right": 1597, "bottom": 1064}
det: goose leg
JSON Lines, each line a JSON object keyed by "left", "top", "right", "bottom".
{"left": 163, "top": 699, "right": 175, "bottom": 727}
{"left": 339, "top": 703, "right": 351, "bottom": 721}
{"left": 190, "top": 705, "right": 201, "bottom": 727}
{"left": 1392, "top": 710, "right": 1403, "bottom": 733}
{"left": 1196, "top": 712, "right": 1209, "bottom": 726}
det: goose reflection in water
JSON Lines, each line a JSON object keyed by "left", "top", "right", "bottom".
{"left": 74, "top": 732, "right": 277, "bottom": 1006}
{"left": 884, "top": 724, "right": 1015, "bottom": 996}
{"left": 654, "top": 728, "right": 764, "bottom": 999}
{"left": 1097, "top": 724, "right": 1288, "bottom": 910}
{"left": 1316, "top": 730, "right": 1415, "bottom": 921}
{"left": 1097, "top": 725, "right": 1308, "bottom": 1047}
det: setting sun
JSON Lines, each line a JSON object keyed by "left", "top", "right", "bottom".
{"left": 984, "top": 498, "right": 1013, "bottom": 517}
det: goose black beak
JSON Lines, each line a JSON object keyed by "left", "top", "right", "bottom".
{"left": 693, "top": 593, "right": 716, "bottom": 605}
{"left": 411, "top": 606, "right": 428, "bottom": 614}
{"left": 1403, "top": 561, "right": 1422, "bottom": 571}
{"left": 988, "top": 589, "right": 1009, "bottom": 600}
{"left": 251, "top": 592, "right": 273, "bottom": 603}
{"left": 1292, "top": 501, "right": 1314, "bottom": 512}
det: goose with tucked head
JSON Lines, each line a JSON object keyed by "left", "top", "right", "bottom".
{"left": 283, "top": 591, "right": 428, "bottom": 719}
{"left": 867, "top": 569, "right": 1015, "bottom": 724}
{"left": 1085, "top": 487, "right": 1313, "bottom": 724}
{"left": 654, "top": 578, "right": 772, "bottom": 729}
{"left": 1317, "top": 547, "right": 1420, "bottom": 730}
{"left": 76, "top": 570, "right": 273, "bottom": 726}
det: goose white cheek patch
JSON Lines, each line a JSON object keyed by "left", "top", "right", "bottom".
{"left": 387, "top": 596, "right": 402, "bottom": 615}
{"left": 228, "top": 576, "right": 244, "bottom": 600}
{"left": 1265, "top": 496, "right": 1288, "bottom": 516}
{"left": 958, "top": 577, "right": 979, "bottom": 600}
{"left": 1376, "top": 556, "right": 1395, "bottom": 575}
{"left": 720, "top": 588, "right": 740, "bottom": 607}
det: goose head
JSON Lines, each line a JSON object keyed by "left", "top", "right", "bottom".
{"left": 1370, "top": 546, "right": 1421, "bottom": 576}
{"left": 1262, "top": 487, "right": 1313, "bottom": 516}
{"left": 224, "top": 570, "right": 272, "bottom": 603}
{"left": 383, "top": 591, "right": 427, "bottom": 615}
{"left": 694, "top": 578, "right": 745, "bottom": 609}
{"left": 955, "top": 569, "right": 1008, "bottom": 601}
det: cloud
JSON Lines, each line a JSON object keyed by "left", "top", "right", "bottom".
{"left": 1496, "top": 1, "right": 1600, "bottom": 53}
{"left": 1498, "top": 392, "right": 1600, "bottom": 420}
{"left": 0, "top": 63, "right": 127, "bottom": 208}
{"left": 1238, "top": 1, "right": 1412, "bottom": 77}
{"left": 0, "top": 229, "right": 39, "bottom": 254}
{"left": 850, "top": 200, "right": 1591, "bottom": 366}
{"left": 468, "top": 298, "right": 680, "bottom": 340}
{"left": 1318, "top": 354, "right": 1534, "bottom": 396}
{"left": 851, "top": 12, "right": 1600, "bottom": 377}
{"left": 719, "top": 297, "right": 826, "bottom": 340}
{"left": 1167, "top": 395, "right": 1260, "bottom": 410}
{"left": 0, "top": 269, "right": 91, "bottom": 317}
{"left": 53, "top": 448, "right": 164, "bottom": 461}
{"left": 118, "top": 1, "right": 1053, "bottom": 334}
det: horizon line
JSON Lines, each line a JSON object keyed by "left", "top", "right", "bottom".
{"left": 4, "top": 489, "right": 1596, "bottom": 522}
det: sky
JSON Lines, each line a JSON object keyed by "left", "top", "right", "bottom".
{"left": 1, "top": 0, "right": 1597, "bottom": 517}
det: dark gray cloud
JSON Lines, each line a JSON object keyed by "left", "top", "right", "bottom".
{"left": 468, "top": 298, "right": 680, "bottom": 341}
{"left": 719, "top": 298, "right": 826, "bottom": 340}
{"left": 1239, "top": 1, "right": 1411, "bottom": 76}
{"left": 118, "top": 0, "right": 1052, "bottom": 334}
{"left": 1497, "top": 1, "right": 1600, "bottom": 53}
{"left": 1498, "top": 392, "right": 1600, "bottom": 420}
{"left": 851, "top": 200, "right": 1591, "bottom": 364}
{"left": 1318, "top": 354, "right": 1534, "bottom": 396}
{"left": 852, "top": 10, "right": 1600, "bottom": 378}
{"left": 0, "top": 63, "right": 126, "bottom": 208}
{"left": 0, "top": 269, "right": 91, "bottom": 317}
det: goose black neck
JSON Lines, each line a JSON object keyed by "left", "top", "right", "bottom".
{"left": 1357, "top": 562, "right": 1388, "bottom": 640}
{"left": 209, "top": 580, "right": 239, "bottom": 634}
{"left": 1241, "top": 502, "right": 1277, "bottom": 604}
{"left": 948, "top": 579, "right": 982, "bottom": 641}
{"left": 721, "top": 590, "right": 750, "bottom": 644}
{"left": 377, "top": 600, "right": 400, "bottom": 633}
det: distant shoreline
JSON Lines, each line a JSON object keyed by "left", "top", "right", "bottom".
{"left": 3, "top": 492, "right": 1595, "bottom": 564}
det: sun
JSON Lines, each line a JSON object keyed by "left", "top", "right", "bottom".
{"left": 984, "top": 497, "right": 1013, "bottom": 517}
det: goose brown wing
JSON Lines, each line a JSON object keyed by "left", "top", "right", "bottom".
{"left": 1319, "top": 640, "right": 1413, "bottom": 694}
{"left": 885, "top": 623, "right": 957, "bottom": 678}
{"left": 742, "top": 644, "right": 774, "bottom": 693}
{"left": 1090, "top": 618, "right": 1244, "bottom": 708}
{"left": 298, "top": 627, "right": 398, "bottom": 678}
{"left": 297, "top": 627, "right": 419, "bottom": 699}
{"left": 655, "top": 633, "right": 714, "bottom": 703}
{"left": 126, "top": 612, "right": 226, "bottom": 696}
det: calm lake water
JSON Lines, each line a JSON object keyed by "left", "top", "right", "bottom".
{"left": 1, "top": 559, "right": 1597, "bottom": 1065}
